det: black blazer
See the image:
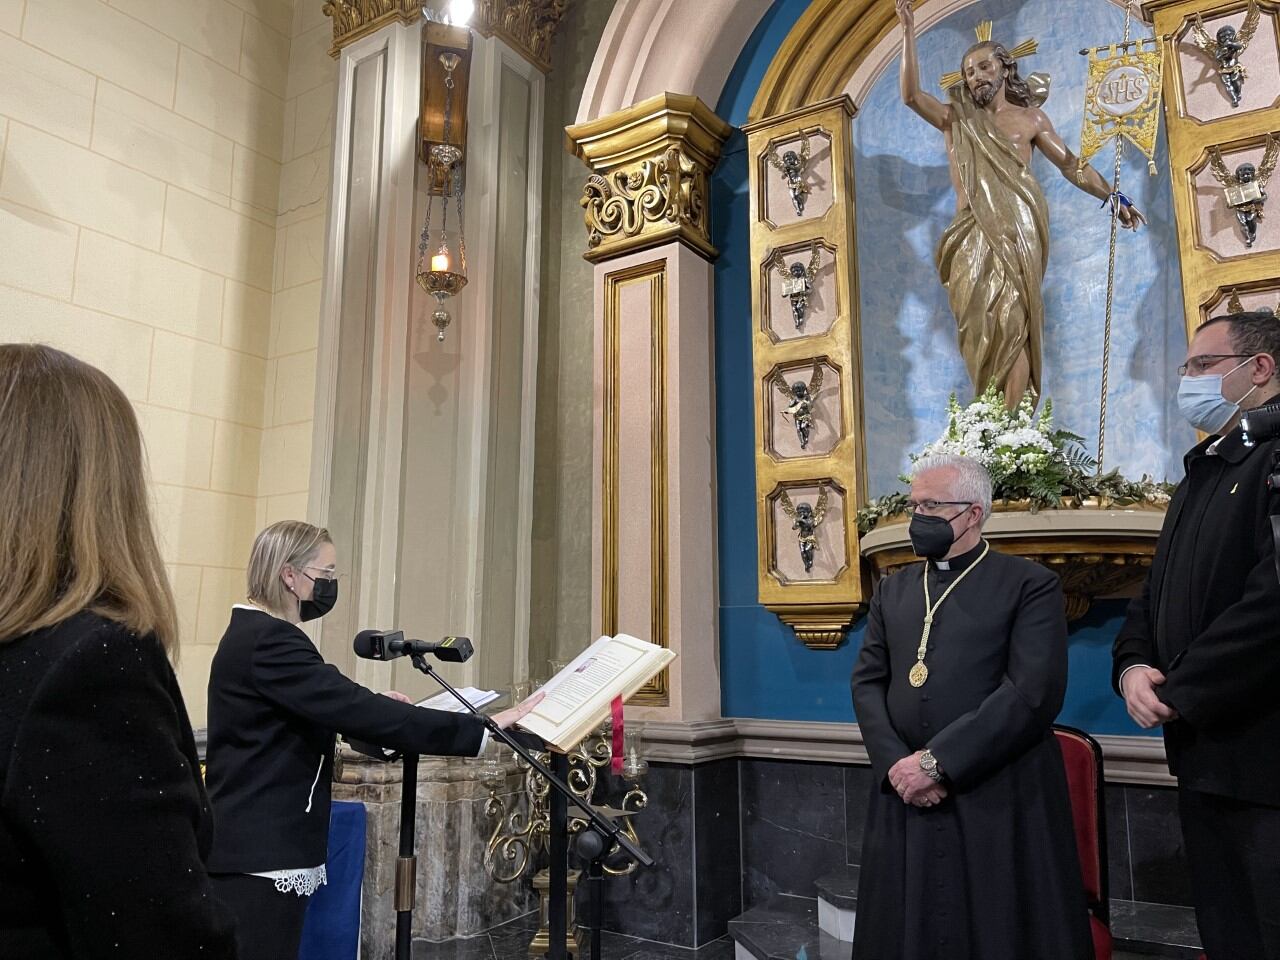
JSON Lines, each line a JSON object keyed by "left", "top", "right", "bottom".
{"left": 1113, "top": 427, "right": 1280, "bottom": 806}
{"left": 0, "top": 612, "right": 237, "bottom": 959}
{"left": 204, "top": 607, "right": 486, "bottom": 873}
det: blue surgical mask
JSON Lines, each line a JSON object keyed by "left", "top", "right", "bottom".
{"left": 1177, "top": 358, "right": 1256, "bottom": 434}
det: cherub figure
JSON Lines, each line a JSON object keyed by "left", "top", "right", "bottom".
{"left": 767, "top": 135, "right": 812, "bottom": 216}
{"left": 772, "top": 362, "right": 825, "bottom": 450}
{"left": 1210, "top": 137, "right": 1278, "bottom": 248}
{"left": 1192, "top": 3, "right": 1261, "bottom": 107}
{"left": 773, "top": 243, "right": 822, "bottom": 329}
{"left": 779, "top": 485, "right": 829, "bottom": 573}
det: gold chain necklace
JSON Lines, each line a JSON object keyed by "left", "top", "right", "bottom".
{"left": 909, "top": 540, "right": 991, "bottom": 688}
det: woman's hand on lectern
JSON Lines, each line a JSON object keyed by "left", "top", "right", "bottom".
{"left": 491, "top": 691, "right": 545, "bottom": 730}
{"left": 380, "top": 690, "right": 413, "bottom": 703}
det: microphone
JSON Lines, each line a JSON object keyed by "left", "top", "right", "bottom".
{"left": 352, "top": 630, "right": 475, "bottom": 663}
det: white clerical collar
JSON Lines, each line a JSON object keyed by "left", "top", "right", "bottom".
{"left": 935, "top": 559, "right": 951, "bottom": 570}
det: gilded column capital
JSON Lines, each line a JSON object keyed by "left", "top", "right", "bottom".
{"left": 473, "top": 0, "right": 567, "bottom": 73}
{"left": 323, "top": 0, "right": 422, "bottom": 58}
{"left": 566, "top": 93, "right": 734, "bottom": 264}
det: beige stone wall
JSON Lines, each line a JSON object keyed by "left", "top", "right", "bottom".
{"left": 0, "top": 0, "right": 336, "bottom": 723}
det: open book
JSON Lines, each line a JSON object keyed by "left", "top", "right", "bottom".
{"left": 516, "top": 634, "right": 676, "bottom": 752}
{"left": 415, "top": 687, "right": 500, "bottom": 714}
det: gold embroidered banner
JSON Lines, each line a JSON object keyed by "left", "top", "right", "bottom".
{"left": 1078, "top": 38, "right": 1164, "bottom": 176}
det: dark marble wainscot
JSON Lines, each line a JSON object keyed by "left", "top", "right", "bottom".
{"left": 740, "top": 759, "right": 848, "bottom": 908}
{"left": 579, "top": 759, "right": 742, "bottom": 948}
{"left": 333, "top": 745, "right": 537, "bottom": 957}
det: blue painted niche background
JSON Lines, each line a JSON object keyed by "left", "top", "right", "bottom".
{"left": 713, "top": 0, "right": 1190, "bottom": 735}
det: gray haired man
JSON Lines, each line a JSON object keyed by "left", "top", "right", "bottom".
{"left": 851, "top": 455, "right": 1091, "bottom": 960}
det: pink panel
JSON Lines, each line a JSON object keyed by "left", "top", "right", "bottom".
{"left": 763, "top": 131, "right": 834, "bottom": 227}
{"left": 765, "top": 242, "right": 838, "bottom": 341}
{"left": 767, "top": 360, "right": 844, "bottom": 459}
{"left": 1177, "top": 7, "right": 1280, "bottom": 121}
{"left": 1193, "top": 140, "right": 1280, "bottom": 258}
{"left": 770, "top": 484, "right": 848, "bottom": 583}
{"left": 615, "top": 277, "right": 656, "bottom": 644}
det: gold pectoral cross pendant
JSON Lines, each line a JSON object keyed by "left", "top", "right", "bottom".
{"left": 909, "top": 661, "right": 929, "bottom": 687}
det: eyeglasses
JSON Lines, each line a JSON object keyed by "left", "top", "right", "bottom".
{"left": 1178, "top": 354, "right": 1250, "bottom": 377}
{"left": 301, "top": 565, "right": 344, "bottom": 581}
{"left": 906, "top": 499, "right": 973, "bottom": 514}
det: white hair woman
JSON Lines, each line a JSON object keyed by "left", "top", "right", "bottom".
{"left": 205, "top": 520, "right": 541, "bottom": 960}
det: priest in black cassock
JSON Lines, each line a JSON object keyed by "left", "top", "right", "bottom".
{"left": 851, "top": 454, "right": 1092, "bottom": 960}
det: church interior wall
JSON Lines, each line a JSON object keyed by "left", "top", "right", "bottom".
{"left": 0, "top": 0, "right": 329, "bottom": 725}
{"left": 530, "top": 0, "right": 617, "bottom": 680}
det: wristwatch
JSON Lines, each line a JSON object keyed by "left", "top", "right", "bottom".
{"left": 919, "top": 749, "right": 944, "bottom": 783}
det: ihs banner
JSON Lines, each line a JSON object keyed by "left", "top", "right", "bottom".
{"left": 1078, "top": 37, "right": 1165, "bottom": 177}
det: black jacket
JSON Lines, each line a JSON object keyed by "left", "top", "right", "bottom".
{"left": 1113, "top": 427, "right": 1280, "bottom": 806}
{"left": 204, "top": 607, "right": 486, "bottom": 873}
{"left": 0, "top": 612, "right": 237, "bottom": 959}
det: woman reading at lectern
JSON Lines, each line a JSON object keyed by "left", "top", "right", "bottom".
{"left": 204, "top": 520, "right": 541, "bottom": 960}
{"left": 0, "top": 344, "right": 238, "bottom": 959}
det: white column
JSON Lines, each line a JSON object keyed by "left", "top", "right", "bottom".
{"left": 311, "top": 16, "right": 546, "bottom": 697}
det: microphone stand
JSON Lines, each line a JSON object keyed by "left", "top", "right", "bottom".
{"left": 403, "top": 653, "right": 652, "bottom": 960}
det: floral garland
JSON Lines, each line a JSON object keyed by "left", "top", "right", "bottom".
{"left": 856, "top": 385, "right": 1173, "bottom": 535}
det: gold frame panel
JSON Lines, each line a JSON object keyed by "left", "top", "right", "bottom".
{"left": 1143, "top": 0, "right": 1280, "bottom": 338}
{"left": 601, "top": 259, "right": 669, "bottom": 704}
{"left": 744, "top": 96, "right": 869, "bottom": 649}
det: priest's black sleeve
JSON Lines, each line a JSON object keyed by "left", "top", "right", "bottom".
{"left": 1111, "top": 571, "right": 1156, "bottom": 694}
{"left": 250, "top": 624, "right": 486, "bottom": 757}
{"left": 3, "top": 629, "right": 238, "bottom": 959}
{"left": 852, "top": 586, "right": 913, "bottom": 784}
{"left": 925, "top": 567, "right": 1068, "bottom": 790}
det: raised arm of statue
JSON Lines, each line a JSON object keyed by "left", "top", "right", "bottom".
{"left": 1032, "top": 114, "right": 1145, "bottom": 230}
{"left": 896, "top": 0, "right": 951, "bottom": 130}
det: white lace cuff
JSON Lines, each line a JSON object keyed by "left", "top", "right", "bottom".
{"left": 249, "top": 864, "right": 328, "bottom": 896}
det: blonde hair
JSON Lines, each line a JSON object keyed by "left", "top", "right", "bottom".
{"left": 0, "top": 344, "right": 178, "bottom": 650}
{"left": 246, "top": 521, "right": 332, "bottom": 618}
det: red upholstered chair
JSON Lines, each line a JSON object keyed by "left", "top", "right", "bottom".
{"left": 1054, "top": 725, "right": 1112, "bottom": 960}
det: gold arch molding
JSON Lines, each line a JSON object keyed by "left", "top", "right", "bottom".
{"left": 748, "top": 0, "right": 1143, "bottom": 122}
{"left": 749, "top": 0, "right": 897, "bottom": 122}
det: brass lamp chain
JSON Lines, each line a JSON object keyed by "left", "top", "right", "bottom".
{"left": 911, "top": 540, "right": 991, "bottom": 687}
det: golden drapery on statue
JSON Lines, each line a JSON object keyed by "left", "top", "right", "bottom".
{"left": 936, "top": 91, "right": 1051, "bottom": 404}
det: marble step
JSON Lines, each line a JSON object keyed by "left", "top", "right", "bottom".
{"left": 731, "top": 892, "right": 1201, "bottom": 960}
{"left": 728, "top": 895, "right": 846, "bottom": 960}
{"left": 814, "top": 867, "right": 857, "bottom": 942}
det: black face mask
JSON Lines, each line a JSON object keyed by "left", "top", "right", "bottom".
{"left": 295, "top": 573, "right": 338, "bottom": 622}
{"left": 908, "top": 511, "right": 965, "bottom": 561}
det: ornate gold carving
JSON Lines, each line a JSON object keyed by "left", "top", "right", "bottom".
{"left": 770, "top": 605, "right": 859, "bottom": 650}
{"left": 474, "top": 0, "right": 567, "bottom": 73}
{"left": 322, "top": 0, "right": 421, "bottom": 58}
{"left": 1140, "top": 0, "right": 1280, "bottom": 335}
{"left": 567, "top": 93, "right": 733, "bottom": 264}
{"left": 602, "top": 260, "right": 669, "bottom": 704}
{"left": 580, "top": 148, "right": 713, "bottom": 262}
{"left": 745, "top": 96, "right": 869, "bottom": 649}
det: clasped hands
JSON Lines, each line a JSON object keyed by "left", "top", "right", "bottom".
{"left": 888, "top": 751, "right": 947, "bottom": 808}
{"left": 1120, "top": 667, "right": 1179, "bottom": 729}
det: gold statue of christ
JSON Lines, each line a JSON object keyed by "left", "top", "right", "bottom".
{"left": 896, "top": 0, "right": 1144, "bottom": 410}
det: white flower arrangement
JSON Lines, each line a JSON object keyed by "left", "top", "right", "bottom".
{"left": 856, "top": 384, "right": 1173, "bottom": 533}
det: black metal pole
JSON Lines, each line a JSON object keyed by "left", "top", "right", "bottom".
{"left": 395, "top": 751, "right": 419, "bottom": 960}
{"left": 549, "top": 751, "right": 570, "bottom": 960}
{"left": 573, "top": 829, "right": 607, "bottom": 960}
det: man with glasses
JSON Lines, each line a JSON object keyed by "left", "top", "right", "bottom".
{"left": 1113, "top": 310, "right": 1280, "bottom": 959}
{"left": 852, "top": 455, "right": 1090, "bottom": 960}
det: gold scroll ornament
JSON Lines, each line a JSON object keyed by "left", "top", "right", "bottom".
{"left": 1078, "top": 38, "right": 1165, "bottom": 176}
